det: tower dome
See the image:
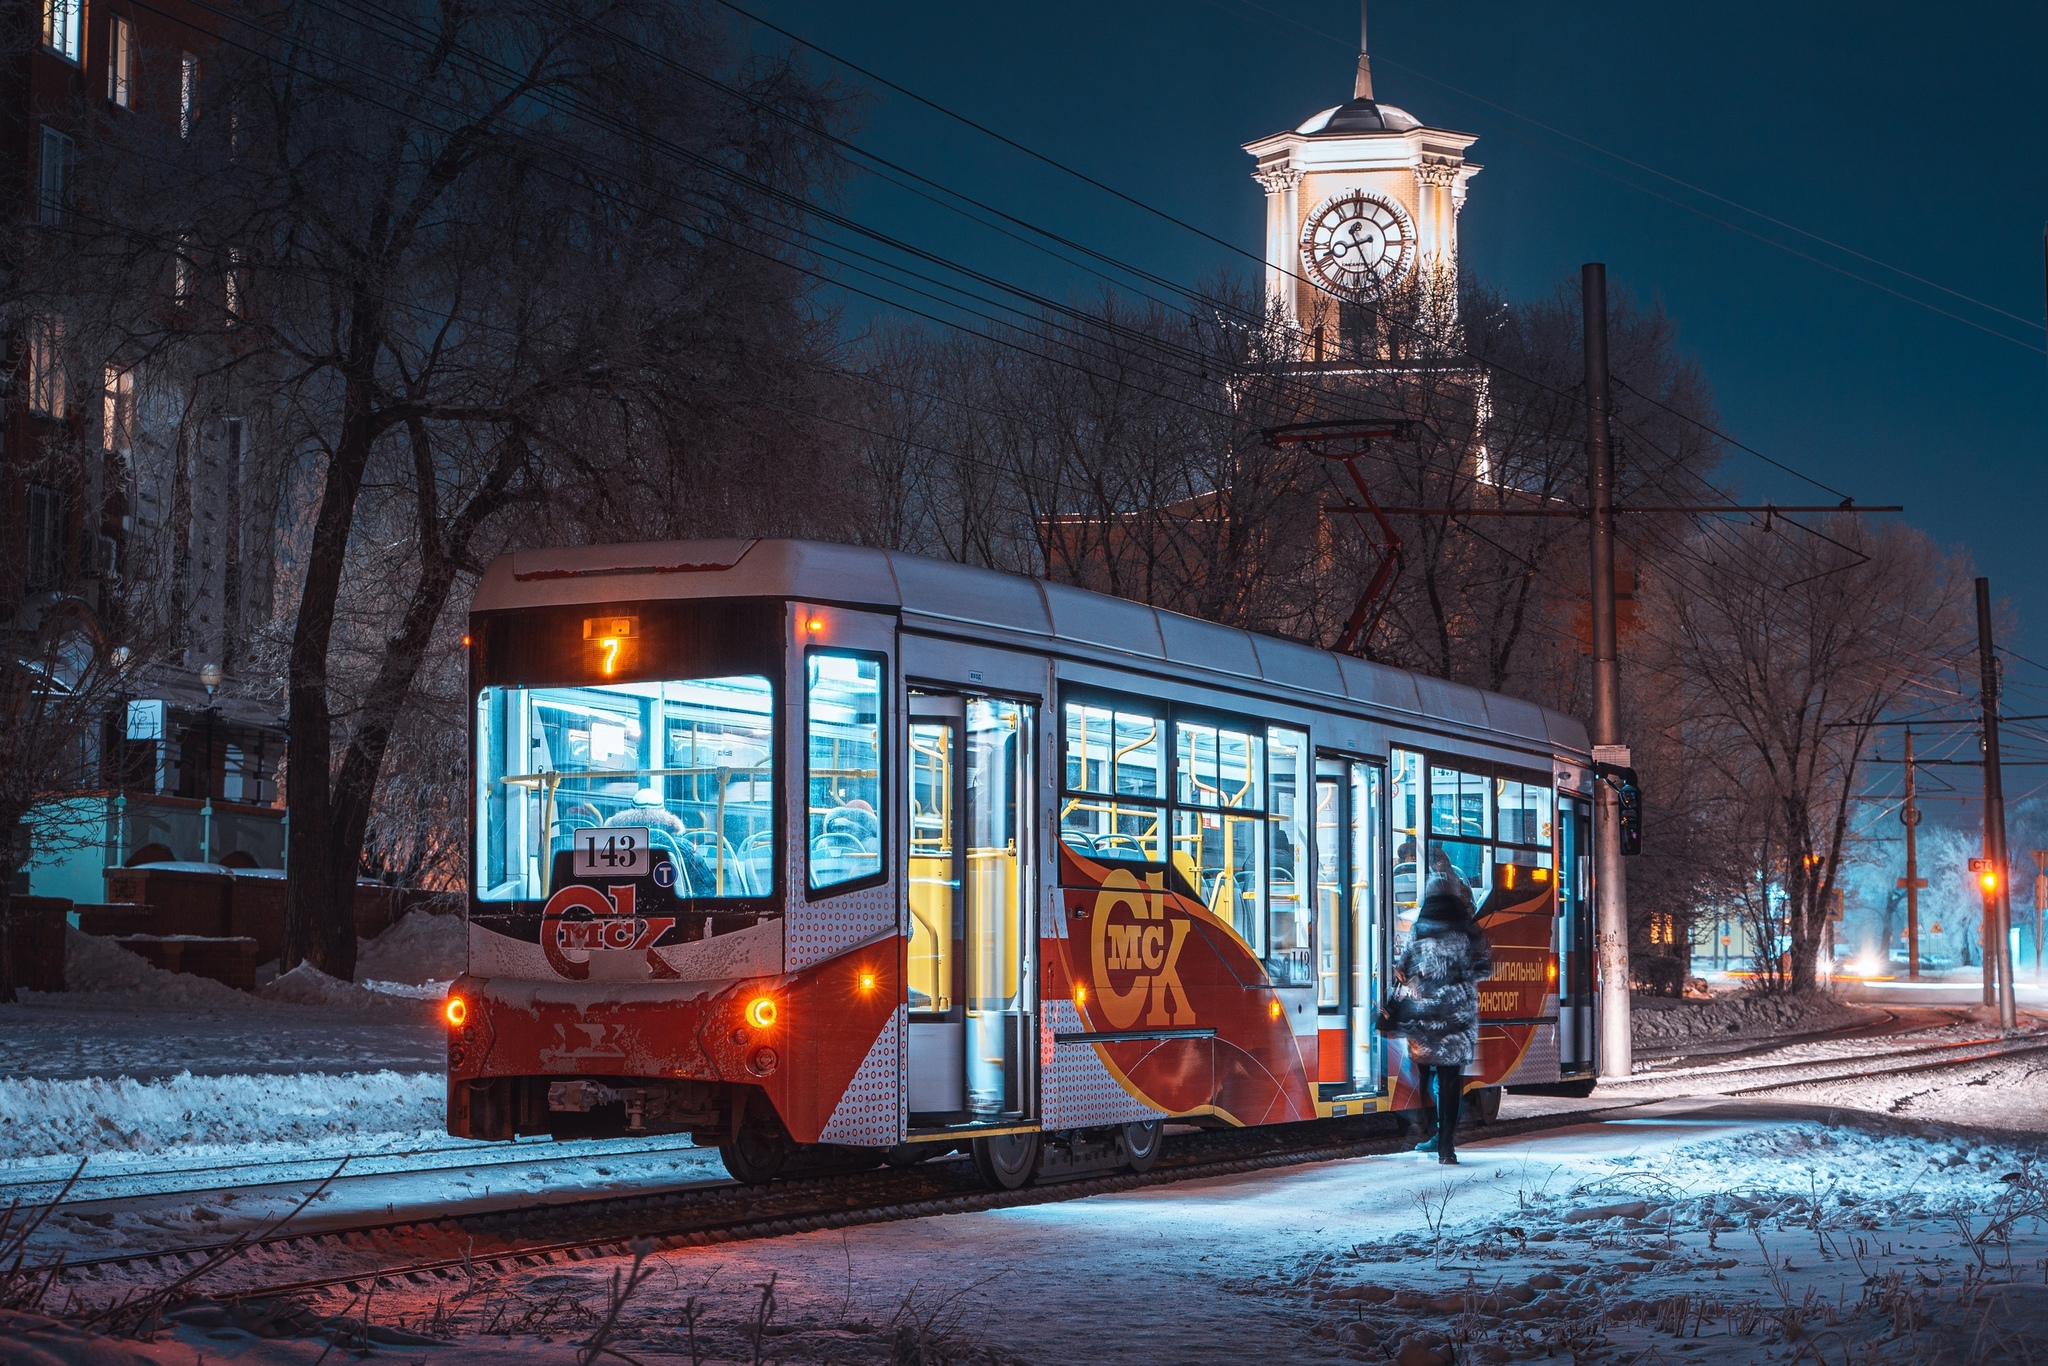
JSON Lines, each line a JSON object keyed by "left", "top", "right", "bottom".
{"left": 1297, "top": 99, "right": 1423, "bottom": 137}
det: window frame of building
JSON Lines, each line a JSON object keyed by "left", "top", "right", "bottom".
{"left": 37, "top": 125, "right": 75, "bottom": 228}
{"left": 102, "top": 365, "right": 135, "bottom": 453}
{"left": 25, "top": 315, "right": 68, "bottom": 418}
{"left": 108, "top": 14, "right": 132, "bottom": 106}
{"left": 180, "top": 52, "right": 199, "bottom": 138}
{"left": 174, "top": 235, "right": 194, "bottom": 305}
{"left": 26, "top": 483, "right": 68, "bottom": 590}
{"left": 43, "top": 0, "right": 80, "bottom": 61}
{"left": 225, "top": 247, "right": 246, "bottom": 321}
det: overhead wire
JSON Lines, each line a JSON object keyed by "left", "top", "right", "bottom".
{"left": 111, "top": 0, "right": 1913, "bottom": 645}
{"left": 1206, "top": 0, "right": 2048, "bottom": 347}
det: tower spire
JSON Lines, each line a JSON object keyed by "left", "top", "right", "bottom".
{"left": 1353, "top": 0, "right": 1373, "bottom": 100}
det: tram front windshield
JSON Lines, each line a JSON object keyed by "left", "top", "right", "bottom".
{"left": 475, "top": 676, "right": 774, "bottom": 904}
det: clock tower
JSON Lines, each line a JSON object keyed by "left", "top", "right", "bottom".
{"left": 1243, "top": 5, "right": 1479, "bottom": 334}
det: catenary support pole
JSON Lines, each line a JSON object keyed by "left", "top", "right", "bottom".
{"left": 1585, "top": 263, "right": 1631, "bottom": 1079}
{"left": 1976, "top": 577, "right": 2017, "bottom": 1028}
{"left": 1899, "top": 729, "right": 1924, "bottom": 981}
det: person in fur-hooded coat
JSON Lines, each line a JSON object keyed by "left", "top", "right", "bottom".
{"left": 1394, "top": 870, "right": 1493, "bottom": 1162}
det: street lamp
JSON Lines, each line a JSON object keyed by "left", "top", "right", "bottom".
{"left": 198, "top": 663, "right": 222, "bottom": 863}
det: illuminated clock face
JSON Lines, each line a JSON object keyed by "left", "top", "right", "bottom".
{"left": 1300, "top": 191, "right": 1416, "bottom": 300}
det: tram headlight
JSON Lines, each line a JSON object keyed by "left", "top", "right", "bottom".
{"left": 746, "top": 996, "right": 778, "bottom": 1029}
{"left": 444, "top": 995, "right": 468, "bottom": 1027}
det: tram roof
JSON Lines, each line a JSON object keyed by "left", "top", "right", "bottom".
{"left": 476, "top": 538, "right": 1589, "bottom": 759}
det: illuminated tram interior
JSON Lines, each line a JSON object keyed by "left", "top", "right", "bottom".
{"left": 474, "top": 676, "right": 776, "bottom": 903}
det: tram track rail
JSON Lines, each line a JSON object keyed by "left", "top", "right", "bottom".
{"left": 1610, "top": 1029, "right": 2044, "bottom": 1090}
{"left": 46, "top": 1031, "right": 2048, "bottom": 1306}
{"left": 0, "top": 1133, "right": 710, "bottom": 1208}
{"left": 1718, "top": 1038, "right": 2048, "bottom": 1097}
{"left": 50, "top": 1101, "right": 1647, "bottom": 1303}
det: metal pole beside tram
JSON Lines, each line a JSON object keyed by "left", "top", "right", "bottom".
{"left": 1584, "top": 263, "right": 1633, "bottom": 1081}
{"left": 1974, "top": 578, "right": 2017, "bottom": 1029}
{"left": 1899, "top": 729, "right": 1925, "bottom": 982}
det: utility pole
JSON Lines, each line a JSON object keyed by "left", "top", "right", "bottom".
{"left": 1585, "top": 262, "right": 1632, "bottom": 1079}
{"left": 1898, "top": 729, "right": 1926, "bottom": 981}
{"left": 1975, "top": 577, "right": 2017, "bottom": 1029}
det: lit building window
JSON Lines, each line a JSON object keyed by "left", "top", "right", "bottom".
{"left": 26, "top": 315, "right": 68, "bottom": 418}
{"left": 43, "top": 0, "right": 80, "bottom": 61}
{"left": 109, "top": 15, "right": 131, "bottom": 107}
{"left": 103, "top": 365, "right": 135, "bottom": 453}
{"left": 226, "top": 247, "right": 246, "bottom": 321}
{"left": 180, "top": 53, "right": 199, "bottom": 138}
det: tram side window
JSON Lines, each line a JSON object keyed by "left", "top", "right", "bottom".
{"left": 1059, "top": 701, "right": 1165, "bottom": 863}
{"left": 1172, "top": 718, "right": 1266, "bottom": 954}
{"left": 1391, "top": 748, "right": 1423, "bottom": 940}
{"left": 1266, "top": 728, "right": 1312, "bottom": 986}
{"left": 1412, "top": 762, "right": 1556, "bottom": 952}
{"left": 807, "top": 651, "right": 885, "bottom": 893}
{"left": 1496, "top": 779, "right": 1554, "bottom": 853}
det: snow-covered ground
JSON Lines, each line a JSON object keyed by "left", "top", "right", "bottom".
{"left": 1630, "top": 985, "right": 1876, "bottom": 1051}
{"left": 16, "top": 1099, "right": 2047, "bottom": 1365}
{"left": 8, "top": 927, "right": 2048, "bottom": 1363}
{"left": 0, "top": 918, "right": 468, "bottom": 1205}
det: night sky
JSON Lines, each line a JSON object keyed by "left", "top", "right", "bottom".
{"left": 753, "top": 0, "right": 2048, "bottom": 694}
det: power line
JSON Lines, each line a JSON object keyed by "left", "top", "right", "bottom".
{"left": 1209, "top": 0, "right": 2048, "bottom": 348}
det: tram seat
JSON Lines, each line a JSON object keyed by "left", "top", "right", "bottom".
{"left": 682, "top": 828, "right": 755, "bottom": 897}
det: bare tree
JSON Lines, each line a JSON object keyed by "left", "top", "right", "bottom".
{"left": 27, "top": 0, "right": 854, "bottom": 975}
{"left": 1638, "top": 517, "right": 1975, "bottom": 990}
{"left": 0, "top": 595, "right": 167, "bottom": 1000}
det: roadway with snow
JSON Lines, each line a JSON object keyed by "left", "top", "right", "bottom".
{"left": 3, "top": 924, "right": 2044, "bottom": 1364}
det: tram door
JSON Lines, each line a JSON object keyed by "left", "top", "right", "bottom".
{"left": 1557, "top": 795, "right": 1595, "bottom": 1072}
{"left": 906, "top": 694, "right": 1036, "bottom": 1123}
{"left": 1314, "top": 758, "right": 1385, "bottom": 1095}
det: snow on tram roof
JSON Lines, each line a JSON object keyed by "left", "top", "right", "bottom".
{"left": 475, "top": 538, "right": 1587, "bottom": 758}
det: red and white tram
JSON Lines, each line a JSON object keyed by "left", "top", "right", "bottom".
{"left": 447, "top": 538, "right": 1599, "bottom": 1187}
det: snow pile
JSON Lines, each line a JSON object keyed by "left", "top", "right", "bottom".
{"left": 1631, "top": 986, "right": 1867, "bottom": 1048}
{"left": 57, "top": 928, "right": 257, "bottom": 1010}
{"left": 355, "top": 907, "right": 466, "bottom": 985}
{"left": 0, "top": 1069, "right": 443, "bottom": 1162}
{"left": 258, "top": 964, "right": 438, "bottom": 1019}
{"left": 1275, "top": 1115, "right": 2048, "bottom": 1365}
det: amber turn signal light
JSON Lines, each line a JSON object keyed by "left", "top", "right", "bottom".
{"left": 444, "top": 996, "right": 467, "bottom": 1027}
{"left": 746, "top": 996, "right": 778, "bottom": 1029}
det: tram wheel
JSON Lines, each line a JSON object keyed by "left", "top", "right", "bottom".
{"left": 719, "top": 1129, "right": 792, "bottom": 1184}
{"left": 970, "top": 1131, "right": 1041, "bottom": 1190}
{"left": 1122, "top": 1120, "right": 1164, "bottom": 1174}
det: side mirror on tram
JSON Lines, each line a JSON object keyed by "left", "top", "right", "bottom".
{"left": 1594, "top": 762, "right": 1643, "bottom": 857}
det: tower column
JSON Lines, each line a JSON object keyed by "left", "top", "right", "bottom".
{"left": 1253, "top": 166, "right": 1303, "bottom": 325}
